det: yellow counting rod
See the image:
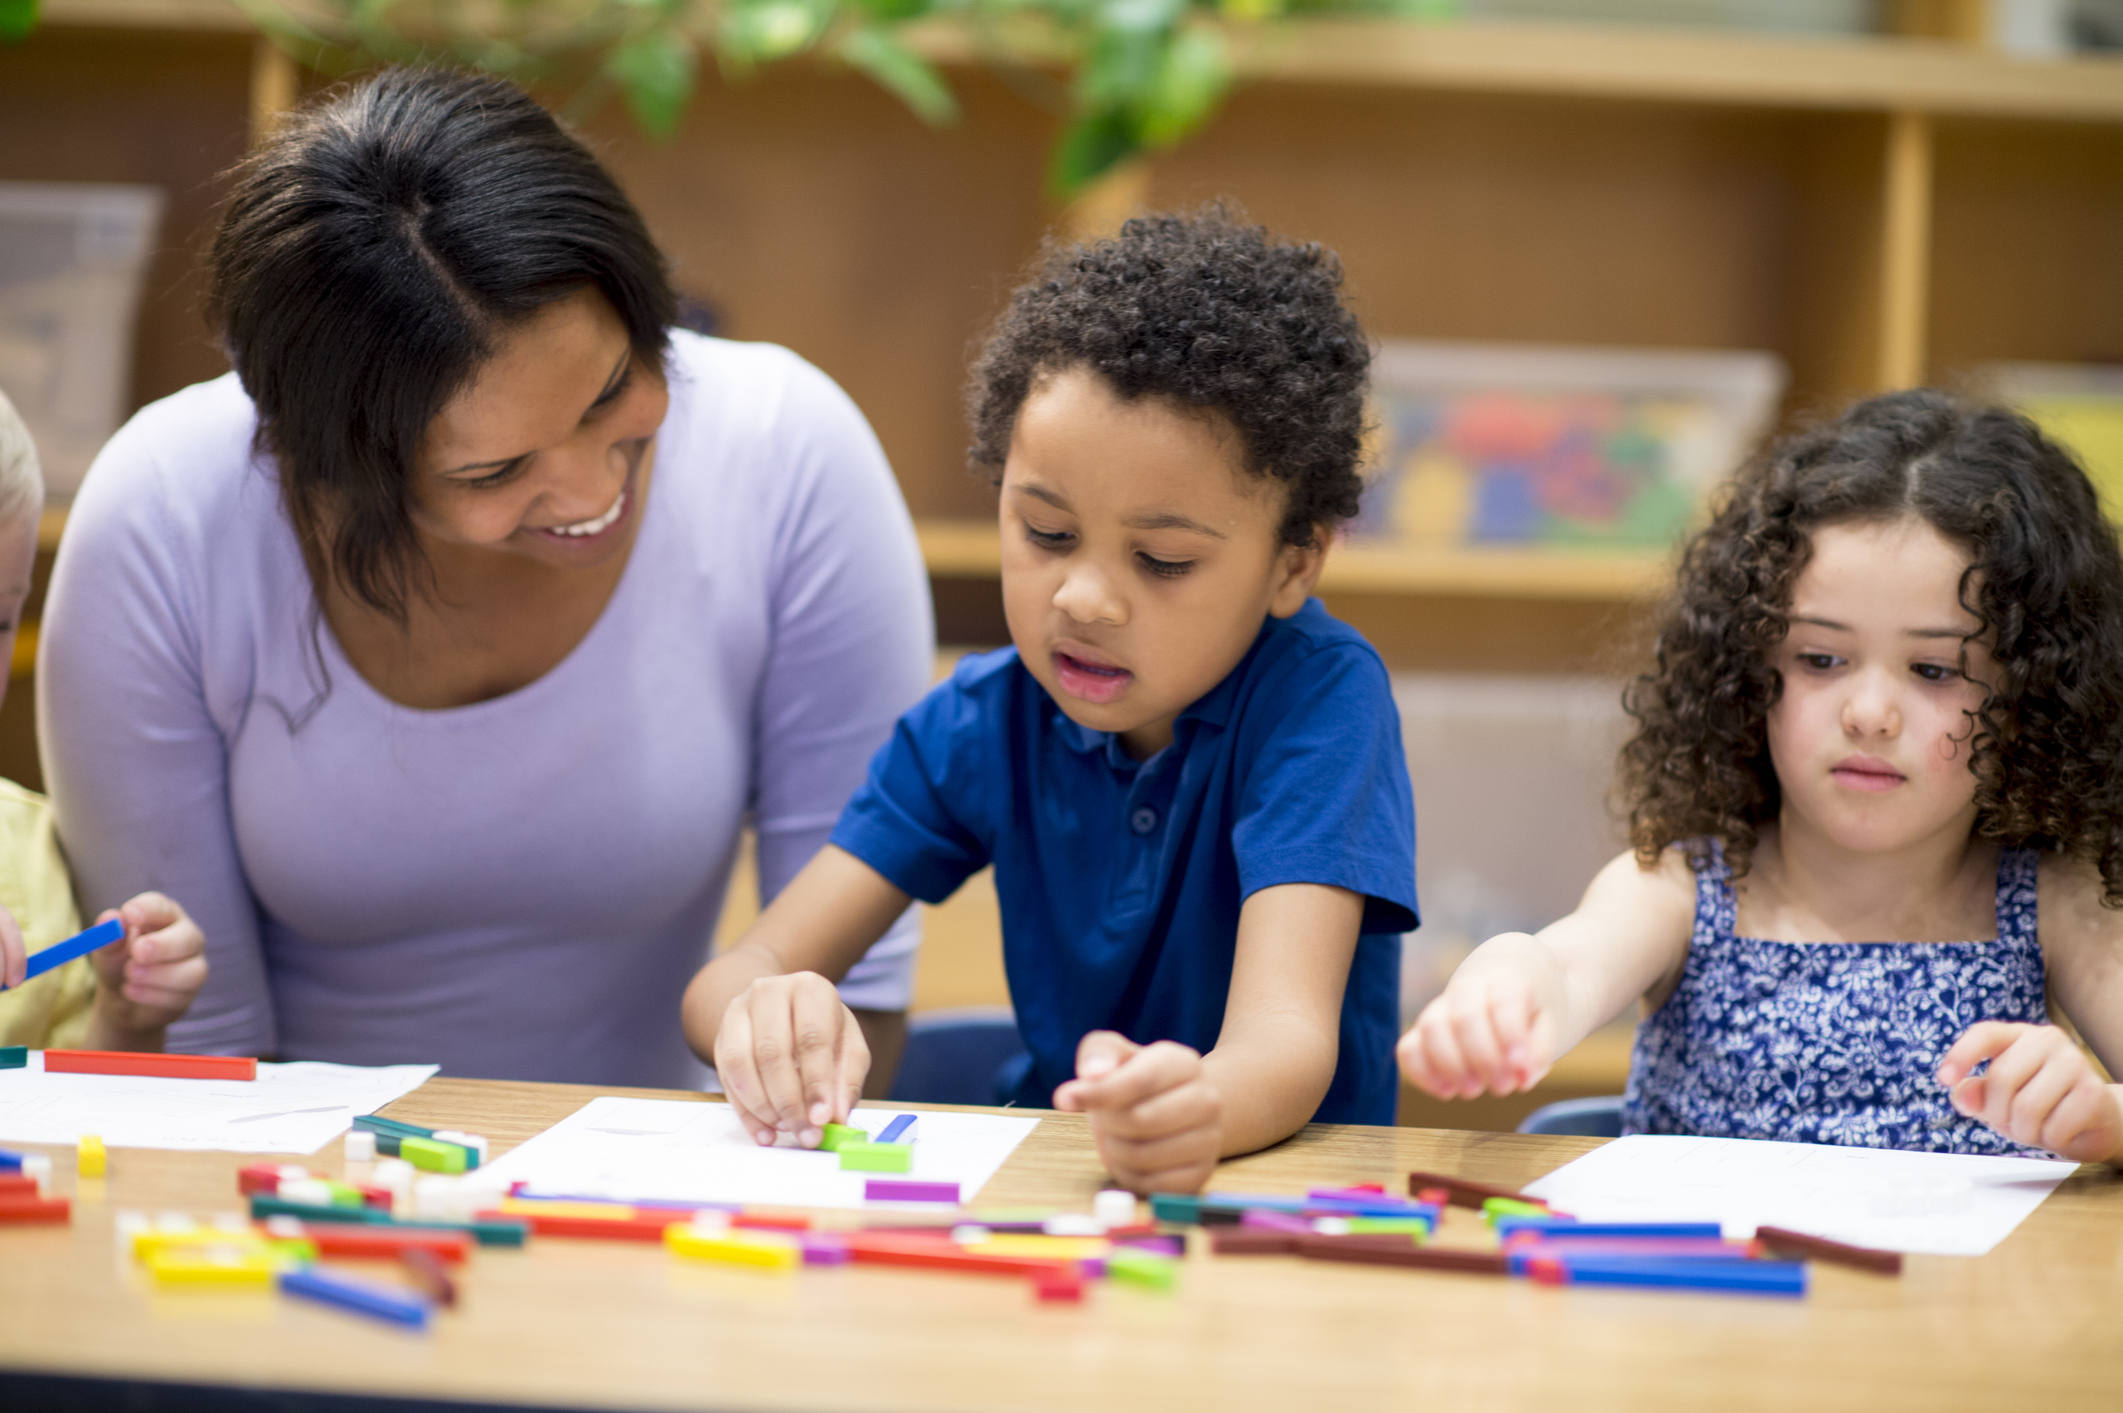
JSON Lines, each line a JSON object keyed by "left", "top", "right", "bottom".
{"left": 77, "top": 1135, "right": 106, "bottom": 1178}
{"left": 664, "top": 1225, "right": 800, "bottom": 1271}
{"left": 144, "top": 1243, "right": 280, "bottom": 1287}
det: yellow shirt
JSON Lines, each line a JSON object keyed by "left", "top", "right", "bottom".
{"left": 0, "top": 777, "right": 91, "bottom": 1048}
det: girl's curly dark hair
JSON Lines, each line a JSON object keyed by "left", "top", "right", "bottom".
{"left": 966, "top": 206, "right": 1369, "bottom": 548}
{"left": 1621, "top": 388, "right": 2123, "bottom": 904}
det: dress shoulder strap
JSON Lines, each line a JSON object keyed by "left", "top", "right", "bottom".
{"left": 1689, "top": 838, "right": 1739, "bottom": 945}
{"left": 1994, "top": 846, "right": 2040, "bottom": 947}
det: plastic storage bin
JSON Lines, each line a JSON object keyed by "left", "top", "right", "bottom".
{"left": 0, "top": 183, "right": 166, "bottom": 498}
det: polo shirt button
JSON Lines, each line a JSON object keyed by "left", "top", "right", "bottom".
{"left": 1131, "top": 807, "right": 1158, "bottom": 835}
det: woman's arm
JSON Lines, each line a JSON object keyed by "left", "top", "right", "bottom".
{"left": 1398, "top": 848, "right": 1697, "bottom": 1099}
{"left": 682, "top": 845, "right": 911, "bottom": 1145}
{"left": 1935, "top": 856, "right": 2123, "bottom": 1166}
{"left": 39, "top": 429, "right": 274, "bottom": 1057}
{"left": 1054, "top": 882, "right": 1363, "bottom": 1193}
{"left": 747, "top": 353, "right": 933, "bottom": 1092}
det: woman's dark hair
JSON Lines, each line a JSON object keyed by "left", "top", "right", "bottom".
{"left": 208, "top": 67, "right": 676, "bottom": 621}
{"left": 966, "top": 206, "right": 1369, "bottom": 548}
{"left": 1621, "top": 388, "right": 2123, "bottom": 903}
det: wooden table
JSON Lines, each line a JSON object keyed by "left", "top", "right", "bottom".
{"left": 3, "top": 1078, "right": 2121, "bottom": 1412}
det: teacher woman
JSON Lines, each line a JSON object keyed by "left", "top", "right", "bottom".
{"left": 37, "top": 68, "right": 932, "bottom": 1087}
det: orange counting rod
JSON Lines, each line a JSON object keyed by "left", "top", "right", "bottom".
{"left": 0, "top": 1195, "right": 70, "bottom": 1224}
{"left": 401, "top": 1246, "right": 459, "bottom": 1307}
{"left": 44, "top": 1050, "right": 258, "bottom": 1081}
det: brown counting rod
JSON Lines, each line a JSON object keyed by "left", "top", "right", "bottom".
{"left": 1754, "top": 1225, "right": 1903, "bottom": 1275}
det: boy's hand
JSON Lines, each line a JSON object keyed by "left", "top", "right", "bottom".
{"left": 86, "top": 893, "right": 208, "bottom": 1042}
{"left": 1938, "top": 1022, "right": 2123, "bottom": 1164}
{"left": 1052, "top": 1031, "right": 1222, "bottom": 1195}
{"left": 714, "top": 972, "right": 868, "bottom": 1149}
{"left": 1397, "top": 934, "right": 1564, "bottom": 1099}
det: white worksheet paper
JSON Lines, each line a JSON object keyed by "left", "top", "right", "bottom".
{"left": 475, "top": 1098, "right": 1041, "bottom": 1209}
{"left": 0, "top": 1051, "right": 438, "bottom": 1154}
{"left": 1523, "top": 1134, "right": 2078, "bottom": 1256}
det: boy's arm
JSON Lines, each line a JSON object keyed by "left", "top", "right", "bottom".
{"left": 1055, "top": 882, "right": 1362, "bottom": 1194}
{"left": 682, "top": 845, "right": 913, "bottom": 1146}
{"left": 1935, "top": 857, "right": 2123, "bottom": 1166}
{"left": 1400, "top": 848, "right": 1697, "bottom": 1099}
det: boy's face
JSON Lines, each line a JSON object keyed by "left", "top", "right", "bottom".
{"left": 0, "top": 509, "right": 33, "bottom": 714}
{"left": 998, "top": 366, "right": 1324, "bottom": 760}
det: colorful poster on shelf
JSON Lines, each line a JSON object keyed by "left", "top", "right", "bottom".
{"left": 1355, "top": 341, "right": 1785, "bottom": 552}
{"left": 1983, "top": 363, "right": 2123, "bottom": 516}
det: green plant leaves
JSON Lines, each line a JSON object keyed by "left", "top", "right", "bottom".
{"left": 606, "top": 26, "right": 698, "bottom": 136}
{"left": 0, "top": 0, "right": 34, "bottom": 43}
{"left": 243, "top": 0, "right": 1364, "bottom": 195}
{"left": 839, "top": 26, "right": 960, "bottom": 124}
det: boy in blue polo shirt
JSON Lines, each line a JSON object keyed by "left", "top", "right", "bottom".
{"left": 682, "top": 209, "right": 1417, "bottom": 1193}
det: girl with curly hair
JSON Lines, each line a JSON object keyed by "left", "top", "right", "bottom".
{"left": 686, "top": 210, "right": 1417, "bottom": 1192}
{"left": 1400, "top": 389, "right": 2123, "bottom": 1165}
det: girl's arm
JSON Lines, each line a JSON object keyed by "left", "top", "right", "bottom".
{"left": 1398, "top": 848, "right": 1698, "bottom": 1099}
{"left": 1054, "top": 882, "right": 1362, "bottom": 1194}
{"left": 1935, "top": 857, "right": 2123, "bottom": 1166}
{"left": 681, "top": 845, "right": 912, "bottom": 1148}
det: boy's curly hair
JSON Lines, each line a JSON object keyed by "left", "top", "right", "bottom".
{"left": 1621, "top": 388, "right": 2123, "bottom": 903}
{"left": 966, "top": 206, "right": 1369, "bottom": 548}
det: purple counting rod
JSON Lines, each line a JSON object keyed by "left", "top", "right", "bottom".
{"left": 864, "top": 1179, "right": 960, "bottom": 1204}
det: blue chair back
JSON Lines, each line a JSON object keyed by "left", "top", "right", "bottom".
{"left": 1516, "top": 1095, "right": 1625, "bottom": 1137}
{"left": 886, "top": 1007, "right": 1029, "bottom": 1107}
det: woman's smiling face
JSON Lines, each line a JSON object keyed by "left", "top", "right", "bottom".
{"left": 998, "top": 366, "right": 1324, "bottom": 760}
{"left": 413, "top": 287, "right": 670, "bottom": 571}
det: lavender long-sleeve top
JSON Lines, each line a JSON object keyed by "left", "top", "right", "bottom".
{"left": 38, "top": 333, "right": 934, "bottom": 1086}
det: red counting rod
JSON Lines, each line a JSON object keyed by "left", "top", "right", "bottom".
{"left": 845, "top": 1233, "right": 1073, "bottom": 1278}
{"left": 44, "top": 1050, "right": 258, "bottom": 1081}
{"left": 518, "top": 1211, "right": 689, "bottom": 1241}
{"left": 299, "top": 1225, "right": 473, "bottom": 1263}
{"left": 0, "top": 1174, "right": 40, "bottom": 1196}
{"left": 0, "top": 1196, "right": 71, "bottom": 1224}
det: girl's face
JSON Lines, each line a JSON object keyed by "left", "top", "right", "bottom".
{"left": 412, "top": 286, "right": 669, "bottom": 572}
{"left": 998, "top": 366, "right": 1323, "bottom": 761}
{"left": 1767, "top": 516, "right": 1993, "bottom": 857}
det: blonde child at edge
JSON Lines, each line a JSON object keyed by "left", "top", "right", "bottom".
{"left": 0, "top": 390, "right": 207, "bottom": 1051}
{"left": 1401, "top": 391, "right": 2123, "bottom": 1166}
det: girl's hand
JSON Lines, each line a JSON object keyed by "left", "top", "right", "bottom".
{"left": 86, "top": 893, "right": 208, "bottom": 1043}
{"left": 713, "top": 972, "right": 868, "bottom": 1149}
{"left": 1053, "top": 1031, "right": 1222, "bottom": 1195}
{"left": 1938, "top": 1022, "right": 2123, "bottom": 1164}
{"left": 1397, "top": 933, "right": 1565, "bottom": 1099}
{"left": 0, "top": 902, "right": 24, "bottom": 990}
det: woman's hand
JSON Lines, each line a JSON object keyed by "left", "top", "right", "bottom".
{"left": 86, "top": 893, "right": 208, "bottom": 1048}
{"left": 714, "top": 972, "right": 869, "bottom": 1148}
{"left": 1397, "top": 932, "right": 1568, "bottom": 1099}
{"left": 1938, "top": 1021, "right": 2123, "bottom": 1165}
{"left": 0, "top": 902, "right": 24, "bottom": 990}
{"left": 1053, "top": 1031, "right": 1222, "bottom": 1196}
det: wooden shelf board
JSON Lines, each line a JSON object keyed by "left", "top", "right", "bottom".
{"left": 35, "top": 4, "right": 2123, "bottom": 125}
{"left": 909, "top": 17, "right": 2123, "bottom": 124}
{"left": 917, "top": 518, "right": 1670, "bottom": 602}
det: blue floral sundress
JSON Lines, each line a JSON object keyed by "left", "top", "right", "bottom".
{"left": 1621, "top": 843, "right": 2049, "bottom": 1154}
